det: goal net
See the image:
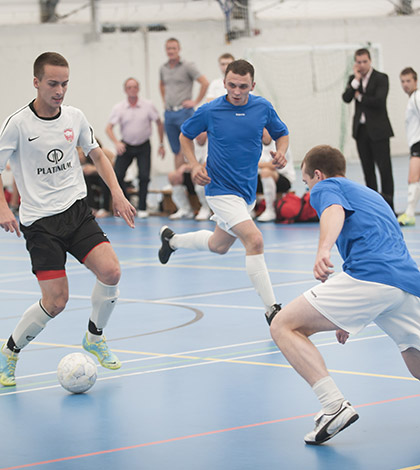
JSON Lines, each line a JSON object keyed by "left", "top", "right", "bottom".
{"left": 246, "top": 43, "right": 382, "bottom": 162}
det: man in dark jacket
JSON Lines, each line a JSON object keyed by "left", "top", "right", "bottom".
{"left": 342, "top": 48, "right": 394, "bottom": 210}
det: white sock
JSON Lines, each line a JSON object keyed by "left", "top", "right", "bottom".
{"left": 88, "top": 280, "right": 119, "bottom": 343}
{"left": 261, "top": 177, "right": 277, "bottom": 212}
{"left": 171, "top": 185, "right": 192, "bottom": 212}
{"left": 312, "top": 376, "right": 345, "bottom": 414}
{"left": 245, "top": 254, "right": 276, "bottom": 310}
{"left": 171, "top": 230, "right": 212, "bottom": 251}
{"left": 12, "top": 301, "right": 53, "bottom": 350}
{"left": 406, "top": 182, "right": 420, "bottom": 217}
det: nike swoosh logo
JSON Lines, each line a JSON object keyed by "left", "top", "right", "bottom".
{"left": 28, "top": 136, "right": 39, "bottom": 141}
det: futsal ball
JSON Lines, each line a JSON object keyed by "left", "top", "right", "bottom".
{"left": 57, "top": 352, "right": 97, "bottom": 394}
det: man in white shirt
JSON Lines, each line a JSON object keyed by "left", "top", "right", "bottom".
{"left": 0, "top": 52, "right": 136, "bottom": 387}
{"left": 398, "top": 67, "right": 420, "bottom": 226}
{"left": 206, "top": 53, "right": 235, "bottom": 102}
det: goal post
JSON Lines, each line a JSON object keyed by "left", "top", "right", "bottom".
{"left": 245, "top": 43, "right": 382, "bottom": 162}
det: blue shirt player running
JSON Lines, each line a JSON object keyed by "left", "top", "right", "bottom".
{"left": 158, "top": 59, "right": 289, "bottom": 324}
{"left": 269, "top": 144, "right": 420, "bottom": 445}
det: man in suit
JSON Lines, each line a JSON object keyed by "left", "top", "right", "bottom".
{"left": 342, "top": 48, "right": 395, "bottom": 210}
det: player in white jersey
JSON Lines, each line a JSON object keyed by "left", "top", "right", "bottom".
{"left": 398, "top": 67, "right": 420, "bottom": 226}
{"left": 0, "top": 52, "right": 136, "bottom": 387}
{"left": 205, "top": 53, "right": 235, "bottom": 102}
{"left": 256, "top": 129, "right": 296, "bottom": 222}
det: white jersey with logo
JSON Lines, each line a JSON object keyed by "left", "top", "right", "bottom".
{"left": 259, "top": 140, "right": 296, "bottom": 184}
{"left": 0, "top": 103, "right": 98, "bottom": 226}
{"left": 405, "top": 89, "right": 420, "bottom": 148}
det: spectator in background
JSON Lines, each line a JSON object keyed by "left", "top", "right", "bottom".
{"left": 106, "top": 77, "right": 165, "bottom": 219}
{"left": 398, "top": 67, "right": 420, "bottom": 226}
{"left": 159, "top": 38, "right": 209, "bottom": 169}
{"left": 79, "top": 138, "right": 115, "bottom": 218}
{"left": 206, "top": 53, "right": 235, "bottom": 102}
{"left": 256, "top": 129, "right": 295, "bottom": 222}
{"left": 342, "top": 48, "right": 394, "bottom": 210}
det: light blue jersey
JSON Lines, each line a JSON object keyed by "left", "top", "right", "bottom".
{"left": 310, "top": 177, "right": 420, "bottom": 297}
{"left": 181, "top": 94, "right": 288, "bottom": 204}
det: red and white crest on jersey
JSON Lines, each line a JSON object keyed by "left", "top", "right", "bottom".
{"left": 64, "top": 128, "right": 74, "bottom": 142}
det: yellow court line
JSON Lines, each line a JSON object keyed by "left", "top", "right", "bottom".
{"left": 397, "top": 465, "right": 420, "bottom": 470}
{"left": 2, "top": 339, "right": 416, "bottom": 382}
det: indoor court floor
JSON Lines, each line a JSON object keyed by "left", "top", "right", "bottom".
{"left": 1, "top": 157, "right": 420, "bottom": 470}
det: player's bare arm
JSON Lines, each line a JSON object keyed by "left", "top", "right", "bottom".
{"left": 180, "top": 133, "right": 211, "bottom": 186}
{"left": 314, "top": 204, "right": 345, "bottom": 282}
{"left": 0, "top": 176, "right": 20, "bottom": 237}
{"left": 89, "top": 147, "right": 136, "bottom": 228}
{"left": 271, "top": 135, "right": 289, "bottom": 168}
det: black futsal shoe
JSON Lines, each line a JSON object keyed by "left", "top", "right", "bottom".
{"left": 265, "top": 303, "right": 282, "bottom": 325}
{"left": 159, "top": 226, "right": 176, "bottom": 264}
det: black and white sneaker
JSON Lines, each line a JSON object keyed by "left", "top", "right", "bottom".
{"left": 265, "top": 303, "right": 281, "bottom": 325}
{"left": 159, "top": 226, "right": 176, "bottom": 264}
{"left": 304, "top": 400, "right": 359, "bottom": 445}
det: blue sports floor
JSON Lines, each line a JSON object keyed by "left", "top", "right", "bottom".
{"left": 0, "top": 157, "right": 420, "bottom": 470}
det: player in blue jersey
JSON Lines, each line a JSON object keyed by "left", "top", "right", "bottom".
{"left": 269, "top": 144, "right": 420, "bottom": 445}
{"left": 158, "top": 59, "right": 289, "bottom": 323}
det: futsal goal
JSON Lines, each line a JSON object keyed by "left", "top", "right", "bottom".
{"left": 246, "top": 43, "right": 382, "bottom": 162}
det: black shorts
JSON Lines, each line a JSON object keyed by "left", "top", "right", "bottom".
{"left": 20, "top": 198, "right": 109, "bottom": 274}
{"left": 410, "top": 141, "right": 420, "bottom": 157}
{"left": 256, "top": 174, "right": 292, "bottom": 194}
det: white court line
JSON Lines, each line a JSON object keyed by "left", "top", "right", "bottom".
{"left": 0, "top": 276, "right": 314, "bottom": 305}
{"left": 0, "top": 332, "right": 388, "bottom": 397}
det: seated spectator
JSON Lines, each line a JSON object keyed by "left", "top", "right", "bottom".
{"left": 168, "top": 132, "right": 212, "bottom": 221}
{"left": 78, "top": 139, "right": 115, "bottom": 218}
{"left": 257, "top": 129, "right": 296, "bottom": 222}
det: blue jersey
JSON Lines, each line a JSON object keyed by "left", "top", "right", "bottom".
{"left": 181, "top": 94, "right": 289, "bottom": 204}
{"left": 310, "top": 177, "right": 420, "bottom": 297}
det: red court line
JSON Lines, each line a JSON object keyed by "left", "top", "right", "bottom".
{"left": 2, "top": 393, "right": 420, "bottom": 470}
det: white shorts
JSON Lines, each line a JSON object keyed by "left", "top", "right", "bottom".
{"left": 303, "top": 272, "right": 420, "bottom": 352}
{"left": 206, "top": 195, "right": 255, "bottom": 236}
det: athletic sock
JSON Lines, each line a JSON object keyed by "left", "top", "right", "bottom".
{"left": 170, "top": 230, "right": 212, "bottom": 251}
{"left": 88, "top": 280, "right": 119, "bottom": 343}
{"left": 312, "top": 375, "right": 345, "bottom": 414}
{"left": 171, "top": 185, "right": 193, "bottom": 212}
{"left": 10, "top": 300, "right": 53, "bottom": 351}
{"left": 245, "top": 254, "right": 276, "bottom": 310}
{"left": 261, "top": 176, "right": 277, "bottom": 211}
{"left": 405, "top": 182, "right": 420, "bottom": 217}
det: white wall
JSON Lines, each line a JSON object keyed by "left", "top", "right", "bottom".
{"left": 0, "top": 15, "right": 419, "bottom": 181}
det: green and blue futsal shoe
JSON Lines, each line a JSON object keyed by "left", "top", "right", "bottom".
{"left": 398, "top": 213, "right": 415, "bottom": 226}
{"left": 82, "top": 333, "right": 121, "bottom": 370}
{"left": 0, "top": 344, "right": 19, "bottom": 387}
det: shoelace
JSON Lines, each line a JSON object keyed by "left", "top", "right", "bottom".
{"left": 5, "top": 355, "right": 17, "bottom": 375}
{"left": 95, "top": 340, "right": 111, "bottom": 359}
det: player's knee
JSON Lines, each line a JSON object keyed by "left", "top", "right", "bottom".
{"left": 211, "top": 244, "right": 230, "bottom": 255}
{"left": 45, "top": 293, "right": 69, "bottom": 317}
{"left": 246, "top": 232, "right": 264, "bottom": 253}
{"left": 168, "top": 171, "right": 178, "bottom": 185}
{"left": 208, "top": 237, "right": 231, "bottom": 255}
{"left": 98, "top": 264, "right": 121, "bottom": 286}
{"left": 269, "top": 313, "right": 286, "bottom": 342}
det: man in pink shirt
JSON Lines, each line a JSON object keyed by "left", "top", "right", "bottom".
{"left": 106, "top": 78, "right": 165, "bottom": 218}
